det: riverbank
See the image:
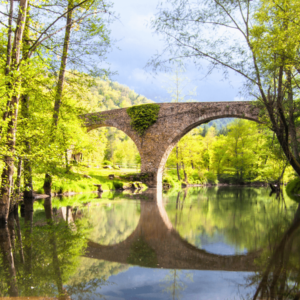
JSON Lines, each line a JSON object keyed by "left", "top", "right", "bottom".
{"left": 163, "top": 169, "right": 270, "bottom": 189}
{"left": 30, "top": 166, "right": 296, "bottom": 197}
{"left": 33, "top": 167, "right": 146, "bottom": 196}
{"left": 180, "top": 182, "right": 268, "bottom": 188}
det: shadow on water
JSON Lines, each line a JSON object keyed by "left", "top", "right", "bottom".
{"left": 0, "top": 187, "right": 300, "bottom": 299}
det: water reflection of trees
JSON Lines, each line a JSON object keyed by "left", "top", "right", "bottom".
{"left": 245, "top": 203, "right": 300, "bottom": 300}
{"left": 166, "top": 187, "right": 300, "bottom": 299}
{"left": 160, "top": 269, "right": 193, "bottom": 300}
{"left": 165, "top": 187, "right": 298, "bottom": 252}
{"left": 2, "top": 188, "right": 300, "bottom": 299}
{"left": 0, "top": 223, "right": 18, "bottom": 296}
{"left": 0, "top": 198, "right": 107, "bottom": 299}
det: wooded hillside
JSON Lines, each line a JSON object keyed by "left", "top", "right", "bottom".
{"left": 88, "top": 79, "right": 153, "bottom": 112}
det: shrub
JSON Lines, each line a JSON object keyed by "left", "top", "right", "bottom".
{"left": 204, "top": 171, "right": 218, "bottom": 184}
{"left": 103, "top": 160, "right": 112, "bottom": 166}
{"left": 286, "top": 177, "right": 300, "bottom": 201}
{"left": 113, "top": 181, "right": 123, "bottom": 190}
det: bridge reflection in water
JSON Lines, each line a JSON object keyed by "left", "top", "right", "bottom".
{"left": 85, "top": 188, "right": 260, "bottom": 272}
{"left": 0, "top": 187, "right": 300, "bottom": 299}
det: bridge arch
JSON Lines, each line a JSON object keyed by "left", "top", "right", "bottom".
{"left": 86, "top": 121, "right": 143, "bottom": 170}
{"left": 156, "top": 113, "right": 261, "bottom": 185}
{"left": 86, "top": 123, "right": 142, "bottom": 156}
{"left": 82, "top": 101, "right": 261, "bottom": 187}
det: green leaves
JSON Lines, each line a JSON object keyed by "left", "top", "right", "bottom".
{"left": 127, "top": 104, "right": 160, "bottom": 136}
{"left": 165, "top": 119, "right": 294, "bottom": 185}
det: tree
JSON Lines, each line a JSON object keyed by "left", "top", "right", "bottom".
{"left": 151, "top": 0, "right": 300, "bottom": 178}
{"left": 0, "top": 0, "right": 114, "bottom": 220}
{"left": 0, "top": 0, "right": 30, "bottom": 223}
{"left": 211, "top": 135, "right": 228, "bottom": 178}
{"left": 166, "top": 68, "right": 196, "bottom": 180}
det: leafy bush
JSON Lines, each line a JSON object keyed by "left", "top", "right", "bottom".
{"left": 286, "top": 177, "right": 300, "bottom": 202}
{"left": 218, "top": 173, "right": 237, "bottom": 184}
{"left": 113, "top": 181, "right": 123, "bottom": 190}
{"left": 103, "top": 160, "right": 112, "bottom": 166}
{"left": 204, "top": 171, "right": 218, "bottom": 184}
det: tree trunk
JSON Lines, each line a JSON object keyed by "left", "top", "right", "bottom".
{"left": 0, "top": 0, "right": 14, "bottom": 136}
{"left": 53, "top": 0, "right": 73, "bottom": 127}
{"left": 5, "top": 0, "right": 13, "bottom": 76}
{"left": 23, "top": 152, "right": 34, "bottom": 198}
{"left": 268, "top": 66, "right": 300, "bottom": 175}
{"left": 13, "top": 158, "right": 22, "bottom": 206}
{"left": 44, "top": 0, "right": 74, "bottom": 194}
{"left": 0, "top": 0, "right": 29, "bottom": 223}
{"left": 182, "top": 163, "right": 187, "bottom": 182}
{"left": 191, "top": 160, "right": 194, "bottom": 169}
{"left": 176, "top": 146, "right": 181, "bottom": 181}
{"left": 21, "top": 93, "right": 34, "bottom": 199}
{"left": 287, "top": 69, "right": 300, "bottom": 163}
{"left": 43, "top": 173, "right": 52, "bottom": 196}
{"left": 19, "top": 10, "right": 34, "bottom": 199}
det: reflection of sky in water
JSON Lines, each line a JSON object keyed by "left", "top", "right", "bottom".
{"left": 82, "top": 266, "right": 254, "bottom": 300}
{"left": 198, "top": 233, "right": 248, "bottom": 255}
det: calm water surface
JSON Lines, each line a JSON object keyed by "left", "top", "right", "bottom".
{"left": 0, "top": 187, "right": 300, "bottom": 300}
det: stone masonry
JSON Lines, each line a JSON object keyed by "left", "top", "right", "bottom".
{"left": 82, "top": 101, "right": 260, "bottom": 187}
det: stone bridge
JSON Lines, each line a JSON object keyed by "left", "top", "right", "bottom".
{"left": 82, "top": 101, "right": 260, "bottom": 187}
{"left": 84, "top": 188, "right": 260, "bottom": 272}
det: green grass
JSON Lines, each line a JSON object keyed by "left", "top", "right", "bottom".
{"left": 33, "top": 167, "right": 146, "bottom": 194}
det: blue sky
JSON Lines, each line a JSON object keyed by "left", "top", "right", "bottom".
{"left": 105, "top": 0, "right": 245, "bottom": 103}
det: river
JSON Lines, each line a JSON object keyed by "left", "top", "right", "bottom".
{"left": 0, "top": 187, "right": 299, "bottom": 300}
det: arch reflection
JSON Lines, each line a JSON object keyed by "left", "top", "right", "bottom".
{"left": 86, "top": 187, "right": 261, "bottom": 271}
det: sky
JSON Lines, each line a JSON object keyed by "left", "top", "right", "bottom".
{"left": 104, "top": 0, "right": 246, "bottom": 103}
